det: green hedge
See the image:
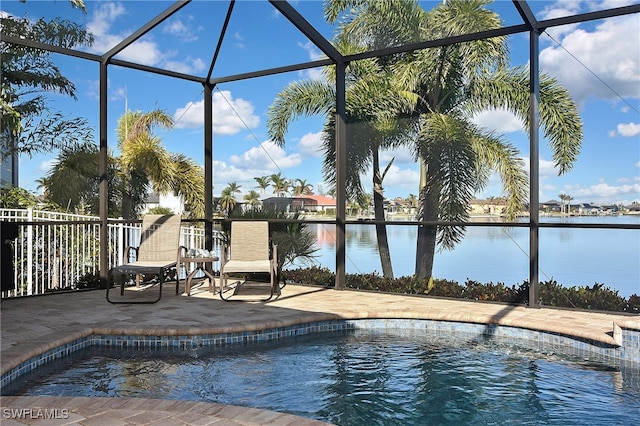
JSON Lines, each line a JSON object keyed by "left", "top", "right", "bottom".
{"left": 282, "top": 267, "right": 639, "bottom": 313}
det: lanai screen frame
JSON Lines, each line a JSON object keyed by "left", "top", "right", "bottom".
{"left": 4, "top": 0, "right": 639, "bottom": 307}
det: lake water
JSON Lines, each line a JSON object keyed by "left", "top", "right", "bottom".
{"left": 294, "top": 216, "right": 640, "bottom": 298}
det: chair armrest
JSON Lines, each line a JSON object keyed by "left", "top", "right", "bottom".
{"left": 221, "top": 244, "right": 228, "bottom": 268}
{"left": 271, "top": 244, "right": 277, "bottom": 269}
{"left": 178, "top": 245, "right": 188, "bottom": 260}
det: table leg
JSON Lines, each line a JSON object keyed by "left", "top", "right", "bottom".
{"left": 185, "top": 268, "right": 198, "bottom": 296}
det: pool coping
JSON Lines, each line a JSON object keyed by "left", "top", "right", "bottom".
{"left": 0, "top": 395, "right": 334, "bottom": 425}
{"left": 1, "top": 312, "right": 636, "bottom": 378}
{"left": 2, "top": 285, "right": 639, "bottom": 378}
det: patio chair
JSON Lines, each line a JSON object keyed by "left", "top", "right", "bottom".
{"left": 219, "top": 221, "right": 279, "bottom": 301}
{"left": 107, "top": 214, "right": 184, "bottom": 304}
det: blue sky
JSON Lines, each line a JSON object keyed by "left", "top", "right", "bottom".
{"left": 4, "top": 0, "right": 640, "bottom": 205}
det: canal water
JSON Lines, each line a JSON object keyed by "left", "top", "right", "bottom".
{"left": 295, "top": 216, "right": 640, "bottom": 297}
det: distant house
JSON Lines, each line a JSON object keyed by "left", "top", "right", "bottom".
{"left": 261, "top": 197, "right": 294, "bottom": 213}
{"left": 540, "top": 199, "right": 562, "bottom": 212}
{"left": 262, "top": 195, "right": 336, "bottom": 214}
{"left": 385, "top": 197, "right": 409, "bottom": 214}
{"left": 627, "top": 203, "right": 640, "bottom": 213}
{"left": 142, "top": 192, "right": 184, "bottom": 215}
{"left": 292, "top": 195, "right": 336, "bottom": 213}
{"left": 577, "top": 203, "right": 602, "bottom": 215}
{"left": 469, "top": 198, "right": 509, "bottom": 216}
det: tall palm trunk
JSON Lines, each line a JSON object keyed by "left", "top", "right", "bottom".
{"left": 372, "top": 149, "right": 393, "bottom": 278}
{"left": 415, "top": 162, "right": 439, "bottom": 279}
{"left": 121, "top": 194, "right": 134, "bottom": 219}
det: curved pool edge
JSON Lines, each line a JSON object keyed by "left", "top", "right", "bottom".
{"left": 2, "top": 309, "right": 635, "bottom": 379}
{"left": 2, "top": 285, "right": 639, "bottom": 379}
{"left": 0, "top": 395, "right": 334, "bottom": 425}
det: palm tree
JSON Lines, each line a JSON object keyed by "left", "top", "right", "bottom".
{"left": 324, "top": 0, "right": 583, "bottom": 280}
{"left": 243, "top": 189, "right": 262, "bottom": 211}
{"left": 218, "top": 186, "right": 236, "bottom": 216}
{"left": 170, "top": 153, "right": 205, "bottom": 218}
{"left": 406, "top": 194, "right": 417, "bottom": 209}
{"left": 43, "top": 144, "right": 122, "bottom": 215}
{"left": 116, "top": 109, "right": 204, "bottom": 219}
{"left": 558, "top": 193, "right": 568, "bottom": 215}
{"left": 254, "top": 176, "right": 270, "bottom": 194}
{"left": 292, "top": 178, "right": 314, "bottom": 196}
{"left": 269, "top": 173, "right": 290, "bottom": 197}
{"left": 34, "top": 177, "right": 50, "bottom": 197}
{"left": 359, "top": 193, "right": 373, "bottom": 217}
{"left": 268, "top": 39, "right": 414, "bottom": 278}
{"left": 566, "top": 195, "right": 574, "bottom": 215}
{"left": 226, "top": 181, "right": 242, "bottom": 197}
{"left": 1, "top": 0, "right": 93, "bottom": 160}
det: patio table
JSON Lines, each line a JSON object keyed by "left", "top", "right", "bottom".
{"left": 183, "top": 256, "right": 219, "bottom": 296}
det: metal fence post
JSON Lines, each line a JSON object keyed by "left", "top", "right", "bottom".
{"left": 117, "top": 218, "right": 124, "bottom": 267}
{"left": 26, "top": 208, "right": 33, "bottom": 295}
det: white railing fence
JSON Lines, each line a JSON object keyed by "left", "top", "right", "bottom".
{"left": 1, "top": 209, "right": 223, "bottom": 298}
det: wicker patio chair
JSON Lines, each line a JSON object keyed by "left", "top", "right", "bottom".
{"left": 107, "top": 214, "right": 183, "bottom": 304}
{"left": 219, "top": 221, "right": 279, "bottom": 301}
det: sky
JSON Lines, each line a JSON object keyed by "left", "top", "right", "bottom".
{"left": 4, "top": 0, "right": 640, "bottom": 206}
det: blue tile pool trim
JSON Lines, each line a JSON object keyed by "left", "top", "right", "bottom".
{"left": 2, "top": 319, "right": 638, "bottom": 388}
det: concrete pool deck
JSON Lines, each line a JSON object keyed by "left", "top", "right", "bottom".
{"left": 2, "top": 282, "right": 639, "bottom": 425}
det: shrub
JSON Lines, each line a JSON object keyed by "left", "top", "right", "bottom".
{"left": 282, "top": 266, "right": 335, "bottom": 287}
{"left": 76, "top": 272, "right": 109, "bottom": 289}
{"left": 282, "top": 267, "right": 634, "bottom": 312}
{"left": 537, "top": 280, "right": 627, "bottom": 311}
{"left": 461, "top": 280, "right": 519, "bottom": 302}
{"left": 625, "top": 294, "right": 640, "bottom": 313}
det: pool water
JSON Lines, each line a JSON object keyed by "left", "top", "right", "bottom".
{"left": 3, "top": 331, "right": 639, "bottom": 425}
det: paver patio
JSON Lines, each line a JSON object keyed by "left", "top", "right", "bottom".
{"left": 2, "top": 282, "right": 638, "bottom": 425}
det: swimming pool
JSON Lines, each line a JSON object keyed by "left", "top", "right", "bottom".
{"left": 4, "top": 329, "right": 639, "bottom": 426}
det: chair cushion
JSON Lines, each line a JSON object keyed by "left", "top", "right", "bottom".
{"left": 222, "top": 259, "right": 272, "bottom": 274}
{"left": 111, "top": 261, "right": 176, "bottom": 276}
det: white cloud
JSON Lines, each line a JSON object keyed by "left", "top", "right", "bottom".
{"left": 610, "top": 122, "right": 640, "bottom": 137}
{"left": 540, "top": 15, "right": 640, "bottom": 103}
{"left": 229, "top": 141, "right": 302, "bottom": 170}
{"left": 38, "top": 159, "right": 57, "bottom": 173}
{"left": 212, "top": 160, "right": 257, "bottom": 194}
{"left": 299, "top": 41, "right": 325, "bottom": 61}
{"left": 299, "top": 67, "right": 326, "bottom": 81}
{"left": 472, "top": 108, "right": 525, "bottom": 134}
{"left": 565, "top": 181, "right": 640, "bottom": 204}
{"left": 298, "top": 132, "right": 324, "bottom": 158}
{"left": 598, "top": 0, "right": 639, "bottom": 9}
{"left": 380, "top": 146, "right": 415, "bottom": 165}
{"left": 173, "top": 90, "right": 260, "bottom": 134}
{"left": 379, "top": 165, "right": 420, "bottom": 193}
{"left": 120, "top": 39, "right": 164, "bottom": 65}
{"left": 297, "top": 42, "right": 327, "bottom": 81}
{"left": 85, "top": 2, "right": 204, "bottom": 74}
{"left": 86, "top": 2, "right": 126, "bottom": 39}
{"left": 234, "top": 31, "right": 245, "bottom": 50}
{"left": 522, "top": 157, "right": 560, "bottom": 180}
{"left": 164, "top": 57, "right": 206, "bottom": 75}
{"left": 163, "top": 17, "right": 199, "bottom": 42}
{"left": 539, "top": 1, "right": 582, "bottom": 40}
